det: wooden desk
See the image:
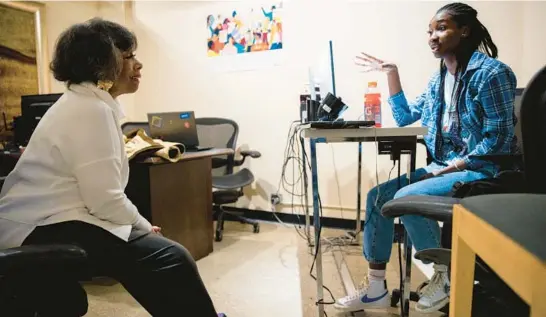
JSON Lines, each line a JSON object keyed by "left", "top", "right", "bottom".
{"left": 450, "top": 194, "right": 546, "bottom": 317}
{"left": 124, "top": 148, "right": 233, "bottom": 261}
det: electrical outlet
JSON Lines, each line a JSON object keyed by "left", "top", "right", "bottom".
{"left": 270, "top": 193, "right": 282, "bottom": 205}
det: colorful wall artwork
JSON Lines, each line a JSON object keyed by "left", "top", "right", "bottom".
{"left": 206, "top": 2, "right": 283, "bottom": 57}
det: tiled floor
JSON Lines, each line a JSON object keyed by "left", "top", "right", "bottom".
{"left": 196, "top": 222, "right": 302, "bottom": 317}
{"left": 298, "top": 227, "right": 444, "bottom": 317}
{"left": 82, "top": 222, "right": 302, "bottom": 317}
{"left": 82, "top": 222, "right": 441, "bottom": 317}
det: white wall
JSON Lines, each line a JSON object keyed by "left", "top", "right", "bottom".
{"left": 45, "top": 1, "right": 138, "bottom": 119}
{"left": 521, "top": 1, "right": 546, "bottom": 85}
{"left": 96, "top": 1, "right": 137, "bottom": 119}
{"left": 120, "top": 1, "right": 543, "bottom": 217}
{"left": 45, "top": 1, "right": 99, "bottom": 93}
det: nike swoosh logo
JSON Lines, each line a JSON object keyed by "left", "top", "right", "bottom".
{"left": 361, "top": 291, "right": 388, "bottom": 303}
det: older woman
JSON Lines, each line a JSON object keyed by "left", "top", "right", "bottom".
{"left": 0, "top": 18, "right": 225, "bottom": 317}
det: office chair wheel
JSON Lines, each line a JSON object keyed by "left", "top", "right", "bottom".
{"left": 390, "top": 289, "right": 401, "bottom": 307}
{"left": 215, "top": 230, "right": 223, "bottom": 242}
{"left": 253, "top": 223, "right": 260, "bottom": 233}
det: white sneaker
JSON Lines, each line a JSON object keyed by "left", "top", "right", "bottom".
{"left": 416, "top": 264, "right": 450, "bottom": 313}
{"left": 334, "top": 277, "right": 390, "bottom": 312}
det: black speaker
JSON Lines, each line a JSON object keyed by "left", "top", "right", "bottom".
{"left": 317, "top": 92, "right": 347, "bottom": 121}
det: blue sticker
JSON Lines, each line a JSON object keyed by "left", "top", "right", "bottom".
{"left": 179, "top": 112, "right": 190, "bottom": 119}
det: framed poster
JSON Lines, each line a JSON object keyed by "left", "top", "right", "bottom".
{"left": 0, "top": 1, "right": 49, "bottom": 125}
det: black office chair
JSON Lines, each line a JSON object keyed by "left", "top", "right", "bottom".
{"left": 381, "top": 65, "right": 546, "bottom": 316}
{"left": 195, "top": 118, "right": 262, "bottom": 242}
{"left": 0, "top": 177, "right": 89, "bottom": 317}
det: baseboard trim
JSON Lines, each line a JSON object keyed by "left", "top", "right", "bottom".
{"left": 215, "top": 206, "right": 404, "bottom": 233}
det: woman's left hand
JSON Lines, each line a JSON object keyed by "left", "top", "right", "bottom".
{"left": 355, "top": 52, "right": 398, "bottom": 74}
{"left": 152, "top": 226, "right": 162, "bottom": 234}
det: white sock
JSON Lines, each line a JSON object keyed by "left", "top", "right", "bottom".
{"left": 367, "top": 269, "right": 387, "bottom": 296}
{"left": 368, "top": 268, "right": 386, "bottom": 283}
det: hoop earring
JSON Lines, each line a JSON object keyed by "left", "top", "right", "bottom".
{"left": 97, "top": 80, "right": 113, "bottom": 92}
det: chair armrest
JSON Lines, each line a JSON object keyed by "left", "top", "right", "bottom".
{"left": 240, "top": 150, "right": 261, "bottom": 158}
{"left": 234, "top": 150, "right": 261, "bottom": 166}
{"left": 381, "top": 195, "right": 461, "bottom": 222}
{"left": 469, "top": 154, "right": 523, "bottom": 170}
{"left": 0, "top": 244, "right": 87, "bottom": 274}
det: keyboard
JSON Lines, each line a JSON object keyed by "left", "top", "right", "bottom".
{"left": 184, "top": 146, "right": 213, "bottom": 152}
{"left": 309, "top": 120, "right": 376, "bottom": 129}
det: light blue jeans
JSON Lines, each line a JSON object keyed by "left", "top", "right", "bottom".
{"left": 363, "top": 162, "right": 491, "bottom": 264}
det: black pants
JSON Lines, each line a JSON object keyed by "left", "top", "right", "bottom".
{"left": 23, "top": 221, "right": 218, "bottom": 317}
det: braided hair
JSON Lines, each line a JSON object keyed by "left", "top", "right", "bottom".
{"left": 440, "top": 2, "right": 498, "bottom": 66}
{"left": 435, "top": 2, "right": 499, "bottom": 156}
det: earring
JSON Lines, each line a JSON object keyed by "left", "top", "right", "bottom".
{"left": 97, "top": 80, "right": 113, "bottom": 92}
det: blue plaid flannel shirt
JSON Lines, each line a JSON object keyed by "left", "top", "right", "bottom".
{"left": 389, "top": 51, "right": 518, "bottom": 174}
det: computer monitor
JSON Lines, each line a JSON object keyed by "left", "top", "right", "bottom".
{"left": 21, "top": 93, "right": 62, "bottom": 121}
{"left": 14, "top": 93, "right": 62, "bottom": 146}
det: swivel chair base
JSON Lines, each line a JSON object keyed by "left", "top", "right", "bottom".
{"left": 214, "top": 206, "right": 260, "bottom": 242}
{"left": 388, "top": 228, "right": 419, "bottom": 317}
{"left": 390, "top": 289, "right": 420, "bottom": 311}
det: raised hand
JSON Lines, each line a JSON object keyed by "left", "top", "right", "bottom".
{"left": 355, "top": 52, "right": 398, "bottom": 73}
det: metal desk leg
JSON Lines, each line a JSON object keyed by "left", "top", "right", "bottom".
{"left": 391, "top": 139, "right": 419, "bottom": 317}
{"left": 409, "top": 138, "right": 417, "bottom": 173}
{"left": 301, "top": 136, "right": 312, "bottom": 246}
{"left": 355, "top": 142, "right": 363, "bottom": 234}
{"left": 402, "top": 235, "right": 414, "bottom": 315}
{"left": 310, "top": 139, "right": 324, "bottom": 316}
{"left": 404, "top": 137, "right": 418, "bottom": 308}
{"left": 402, "top": 139, "right": 419, "bottom": 316}
{"left": 400, "top": 138, "right": 419, "bottom": 317}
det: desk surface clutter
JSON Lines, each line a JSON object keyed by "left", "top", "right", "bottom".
{"left": 124, "top": 127, "right": 234, "bottom": 163}
{"left": 135, "top": 148, "right": 234, "bottom": 164}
